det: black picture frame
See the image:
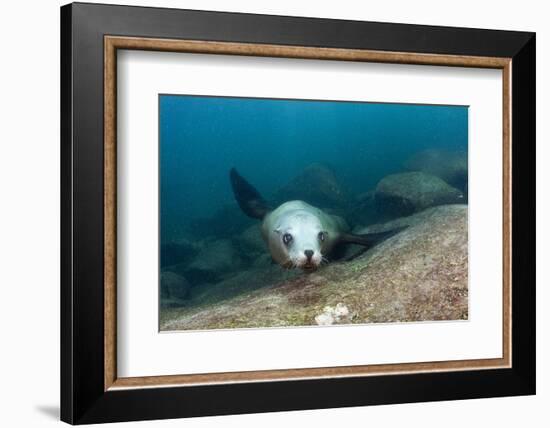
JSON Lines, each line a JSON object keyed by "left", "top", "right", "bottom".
{"left": 61, "top": 2, "right": 535, "bottom": 424}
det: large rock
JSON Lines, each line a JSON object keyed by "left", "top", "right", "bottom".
{"left": 160, "top": 205, "right": 468, "bottom": 330}
{"left": 274, "top": 163, "right": 349, "bottom": 208}
{"left": 160, "top": 271, "right": 191, "bottom": 304}
{"left": 235, "top": 225, "right": 266, "bottom": 255}
{"left": 182, "top": 239, "right": 243, "bottom": 284}
{"left": 160, "top": 238, "right": 199, "bottom": 268}
{"left": 375, "top": 171, "right": 464, "bottom": 217}
{"left": 347, "top": 190, "right": 381, "bottom": 227}
{"left": 404, "top": 149, "right": 468, "bottom": 191}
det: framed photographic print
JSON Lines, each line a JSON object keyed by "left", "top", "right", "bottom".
{"left": 60, "top": 2, "right": 536, "bottom": 424}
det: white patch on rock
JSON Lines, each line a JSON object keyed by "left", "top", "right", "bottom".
{"left": 314, "top": 312, "right": 334, "bottom": 326}
{"left": 315, "top": 303, "right": 351, "bottom": 326}
{"left": 333, "top": 303, "right": 350, "bottom": 317}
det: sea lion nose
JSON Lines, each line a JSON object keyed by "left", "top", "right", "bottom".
{"left": 304, "top": 250, "right": 314, "bottom": 260}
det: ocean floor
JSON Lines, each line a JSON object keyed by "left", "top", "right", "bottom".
{"left": 160, "top": 203, "right": 468, "bottom": 331}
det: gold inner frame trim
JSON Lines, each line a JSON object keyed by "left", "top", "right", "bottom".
{"left": 104, "top": 35, "right": 512, "bottom": 391}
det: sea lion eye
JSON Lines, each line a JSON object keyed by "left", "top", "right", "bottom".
{"left": 282, "top": 233, "right": 293, "bottom": 245}
{"left": 318, "top": 231, "right": 326, "bottom": 242}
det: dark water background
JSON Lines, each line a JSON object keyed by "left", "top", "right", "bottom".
{"left": 160, "top": 94, "right": 467, "bottom": 245}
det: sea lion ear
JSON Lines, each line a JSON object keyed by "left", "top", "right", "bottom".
{"left": 229, "top": 168, "right": 271, "bottom": 220}
{"left": 340, "top": 226, "right": 407, "bottom": 247}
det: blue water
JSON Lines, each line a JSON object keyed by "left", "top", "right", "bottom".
{"left": 160, "top": 94, "right": 467, "bottom": 244}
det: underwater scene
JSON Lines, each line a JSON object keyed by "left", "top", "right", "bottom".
{"left": 159, "top": 95, "right": 468, "bottom": 331}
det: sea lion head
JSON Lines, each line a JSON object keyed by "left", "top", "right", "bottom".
{"left": 270, "top": 211, "right": 328, "bottom": 271}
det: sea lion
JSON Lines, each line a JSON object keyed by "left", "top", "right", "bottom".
{"left": 230, "top": 168, "right": 405, "bottom": 271}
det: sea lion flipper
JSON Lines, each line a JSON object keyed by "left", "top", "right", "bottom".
{"left": 340, "top": 226, "right": 407, "bottom": 247}
{"left": 229, "top": 168, "right": 271, "bottom": 220}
